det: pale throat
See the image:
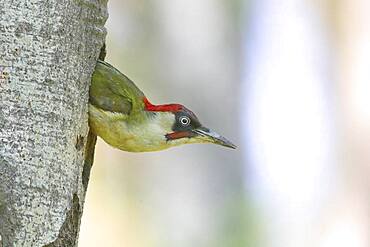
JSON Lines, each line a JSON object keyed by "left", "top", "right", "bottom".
{"left": 137, "top": 112, "right": 175, "bottom": 140}
{"left": 121, "top": 111, "right": 175, "bottom": 151}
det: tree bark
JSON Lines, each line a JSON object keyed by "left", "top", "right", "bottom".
{"left": 0, "top": 0, "right": 108, "bottom": 246}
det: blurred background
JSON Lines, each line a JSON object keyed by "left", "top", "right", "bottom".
{"left": 79, "top": 0, "right": 370, "bottom": 246}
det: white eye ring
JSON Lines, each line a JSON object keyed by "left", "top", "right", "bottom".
{"left": 180, "top": 116, "right": 191, "bottom": 126}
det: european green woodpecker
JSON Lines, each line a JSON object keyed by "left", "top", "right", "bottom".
{"left": 89, "top": 60, "right": 236, "bottom": 152}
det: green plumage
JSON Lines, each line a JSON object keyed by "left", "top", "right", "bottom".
{"left": 88, "top": 60, "right": 159, "bottom": 151}
{"left": 89, "top": 60, "right": 145, "bottom": 116}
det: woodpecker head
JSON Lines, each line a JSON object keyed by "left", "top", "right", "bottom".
{"left": 142, "top": 98, "right": 236, "bottom": 151}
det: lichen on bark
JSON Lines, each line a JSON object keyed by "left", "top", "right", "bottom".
{"left": 0, "top": 0, "right": 108, "bottom": 246}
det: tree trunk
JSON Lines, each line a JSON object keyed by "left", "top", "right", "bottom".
{"left": 0, "top": 0, "right": 108, "bottom": 246}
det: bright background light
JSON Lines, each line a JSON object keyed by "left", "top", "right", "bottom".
{"left": 79, "top": 0, "right": 370, "bottom": 246}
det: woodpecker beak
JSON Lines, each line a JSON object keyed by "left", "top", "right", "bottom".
{"left": 194, "top": 127, "right": 236, "bottom": 149}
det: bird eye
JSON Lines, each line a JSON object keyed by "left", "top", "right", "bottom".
{"left": 179, "top": 116, "right": 191, "bottom": 126}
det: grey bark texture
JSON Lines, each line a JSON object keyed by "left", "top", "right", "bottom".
{"left": 0, "top": 0, "right": 108, "bottom": 246}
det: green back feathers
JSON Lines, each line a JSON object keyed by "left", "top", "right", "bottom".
{"left": 89, "top": 60, "right": 145, "bottom": 116}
